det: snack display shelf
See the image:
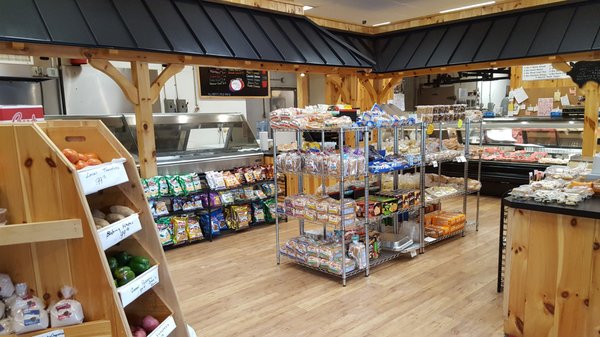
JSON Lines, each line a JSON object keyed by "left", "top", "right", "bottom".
{"left": 278, "top": 170, "right": 368, "bottom": 179}
{"left": 209, "top": 179, "right": 274, "bottom": 193}
{"left": 163, "top": 237, "right": 207, "bottom": 251}
{"left": 425, "top": 189, "right": 479, "bottom": 206}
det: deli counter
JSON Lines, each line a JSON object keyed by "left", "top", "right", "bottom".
{"left": 442, "top": 117, "right": 585, "bottom": 196}
{"left": 45, "top": 113, "right": 263, "bottom": 175}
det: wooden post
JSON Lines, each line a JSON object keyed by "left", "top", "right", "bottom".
{"left": 131, "top": 61, "right": 157, "bottom": 178}
{"left": 296, "top": 74, "right": 309, "bottom": 108}
{"left": 583, "top": 82, "right": 599, "bottom": 157}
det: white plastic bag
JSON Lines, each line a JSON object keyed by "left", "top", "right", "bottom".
{"left": 0, "top": 274, "right": 14, "bottom": 299}
{"left": 50, "top": 286, "right": 83, "bottom": 328}
{"left": 0, "top": 300, "right": 4, "bottom": 319}
{"left": 11, "top": 283, "right": 48, "bottom": 334}
{"left": 0, "top": 318, "right": 13, "bottom": 336}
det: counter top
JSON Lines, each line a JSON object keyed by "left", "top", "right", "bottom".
{"left": 504, "top": 196, "right": 600, "bottom": 219}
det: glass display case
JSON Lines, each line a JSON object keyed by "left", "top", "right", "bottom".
{"left": 46, "top": 113, "right": 263, "bottom": 175}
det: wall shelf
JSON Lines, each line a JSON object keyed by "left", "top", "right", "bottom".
{"left": 0, "top": 219, "right": 82, "bottom": 246}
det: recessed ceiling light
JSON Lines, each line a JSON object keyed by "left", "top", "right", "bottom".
{"left": 302, "top": 5, "right": 314, "bottom": 11}
{"left": 372, "top": 21, "right": 391, "bottom": 27}
{"left": 439, "top": 1, "right": 496, "bottom": 14}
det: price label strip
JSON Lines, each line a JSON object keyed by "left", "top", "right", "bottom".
{"left": 34, "top": 330, "right": 65, "bottom": 337}
{"left": 98, "top": 213, "right": 142, "bottom": 250}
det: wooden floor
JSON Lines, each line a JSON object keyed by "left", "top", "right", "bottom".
{"left": 167, "top": 196, "right": 504, "bottom": 337}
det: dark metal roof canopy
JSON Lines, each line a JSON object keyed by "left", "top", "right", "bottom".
{"left": 334, "top": 0, "right": 600, "bottom": 73}
{"left": 0, "top": 0, "right": 374, "bottom": 69}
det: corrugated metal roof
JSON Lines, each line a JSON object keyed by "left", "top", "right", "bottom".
{"left": 332, "top": 1, "right": 600, "bottom": 73}
{"left": 0, "top": 0, "right": 374, "bottom": 68}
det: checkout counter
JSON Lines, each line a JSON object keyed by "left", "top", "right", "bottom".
{"left": 46, "top": 113, "right": 263, "bottom": 175}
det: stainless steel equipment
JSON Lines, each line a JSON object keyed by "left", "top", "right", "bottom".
{"left": 45, "top": 113, "right": 263, "bottom": 175}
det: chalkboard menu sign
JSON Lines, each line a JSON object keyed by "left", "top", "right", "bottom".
{"left": 199, "top": 67, "right": 270, "bottom": 97}
{"left": 567, "top": 61, "right": 600, "bottom": 88}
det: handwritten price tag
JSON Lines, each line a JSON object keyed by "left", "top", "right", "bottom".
{"left": 118, "top": 265, "right": 160, "bottom": 307}
{"left": 78, "top": 159, "right": 128, "bottom": 195}
{"left": 148, "top": 316, "right": 177, "bottom": 337}
{"left": 99, "top": 214, "right": 142, "bottom": 250}
{"left": 432, "top": 161, "right": 438, "bottom": 168}
{"left": 34, "top": 330, "right": 65, "bottom": 337}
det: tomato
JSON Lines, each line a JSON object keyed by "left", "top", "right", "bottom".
{"left": 75, "top": 160, "right": 88, "bottom": 170}
{"left": 86, "top": 158, "right": 102, "bottom": 166}
{"left": 78, "top": 153, "right": 86, "bottom": 161}
{"left": 62, "top": 149, "right": 80, "bottom": 164}
{"left": 84, "top": 153, "right": 100, "bottom": 160}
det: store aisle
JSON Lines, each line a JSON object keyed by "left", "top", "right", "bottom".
{"left": 167, "top": 196, "right": 503, "bottom": 337}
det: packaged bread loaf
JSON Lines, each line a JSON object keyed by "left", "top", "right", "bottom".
{"left": 50, "top": 286, "right": 84, "bottom": 328}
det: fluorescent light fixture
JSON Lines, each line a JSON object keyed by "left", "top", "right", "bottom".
{"left": 440, "top": 1, "right": 495, "bottom": 14}
{"left": 302, "top": 5, "right": 314, "bottom": 11}
{"left": 372, "top": 21, "right": 391, "bottom": 27}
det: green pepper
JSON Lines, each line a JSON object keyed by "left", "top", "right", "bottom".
{"left": 114, "top": 251, "right": 132, "bottom": 267}
{"left": 113, "top": 266, "right": 136, "bottom": 287}
{"left": 128, "top": 256, "right": 151, "bottom": 275}
{"left": 107, "top": 256, "right": 118, "bottom": 271}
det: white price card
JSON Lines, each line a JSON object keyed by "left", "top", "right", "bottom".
{"left": 432, "top": 161, "right": 438, "bottom": 168}
{"left": 34, "top": 330, "right": 65, "bottom": 337}
{"left": 457, "top": 155, "right": 467, "bottom": 163}
{"left": 410, "top": 250, "right": 418, "bottom": 258}
{"left": 118, "top": 265, "right": 160, "bottom": 307}
{"left": 78, "top": 158, "right": 128, "bottom": 195}
{"left": 424, "top": 237, "right": 436, "bottom": 243}
{"left": 149, "top": 316, "right": 177, "bottom": 337}
{"left": 98, "top": 213, "right": 142, "bottom": 250}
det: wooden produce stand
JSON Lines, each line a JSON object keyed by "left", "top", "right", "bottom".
{"left": 0, "top": 120, "right": 189, "bottom": 337}
{"left": 502, "top": 197, "right": 600, "bottom": 337}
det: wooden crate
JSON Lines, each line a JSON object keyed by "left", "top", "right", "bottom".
{"left": 0, "top": 121, "right": 189, "bottom": 337}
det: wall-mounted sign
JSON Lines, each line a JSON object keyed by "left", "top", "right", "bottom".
{"left": 567, "top": 61, "right": 600, "bottom": 88}
{"left": 199, "top": 67, "right": 270, "bottom": 98}
{"left": 522, "top": 64, "right": 570, "bottom": 81}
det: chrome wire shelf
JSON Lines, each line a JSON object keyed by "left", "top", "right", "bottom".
{"left": 425, "top": 189, "right": 479, "bottom": 205}
{"left": 423, "top": 222, "right": 475, "bottom": 247}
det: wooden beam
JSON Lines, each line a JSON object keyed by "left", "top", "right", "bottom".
{"left": 552, "top": 62, "right": 572, "bottom": 73}
{"left": 131, "top": 61, "right": 158, "bottom": 178}
{"left": 150, "top": 64, "right": 185, "bottom": 104}
{"left": 0, "top": 42, "right": 370, "bottom": 75}
{"left": 296, "top": 74, "right": 309, "bottom": 108}
{"left": 89, "top": 59, "right": 139, "bottom": 104}
{"left": 380, "top": 76, "right": 402, "bottom": 101}
{"left": 583, "top": 81, "right": 599, "bottom": 157}
{"left": 360, "top": 78, "right": 377, "bottom": 102}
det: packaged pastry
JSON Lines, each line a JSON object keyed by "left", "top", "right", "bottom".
{"left": 50, "top": 286, "right": 84, "bottom": 328}
{"left": 0, "top": 274, "right": 14, "bottom": 298}
{"left": 0, "top": 318, "right": 13, "bottom": 335}
{"left": 11, "top": 283, "right": 49, "bottom": 334}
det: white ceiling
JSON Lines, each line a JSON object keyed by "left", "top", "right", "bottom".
{"left": 303, "top": 0, "right": 494, "bottom": 26}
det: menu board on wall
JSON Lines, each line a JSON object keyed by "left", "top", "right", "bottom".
{"left": 522, "top": 64, "right": 570, "bottom": 81}
{"left": 199, "top": 67, "right": 270, "bottom": 97}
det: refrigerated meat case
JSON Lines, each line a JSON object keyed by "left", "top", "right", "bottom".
{"left": 439, "top": 117, "right": 584, "bottom": 196}
{"left": 46, "top": 113, "right": 264, "bottom": 174}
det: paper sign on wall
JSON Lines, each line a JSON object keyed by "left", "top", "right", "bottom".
{"left": 513, "top": 87, "right": 529, "bottom": 104}
{"left": 537, "top": 98, "right": 553, "bottom": 117}
{"left": 522, "top": 64, "right": 570, "bottom": 81}
{"left": 560, "top": 95, "right": 570, "bottom": 106}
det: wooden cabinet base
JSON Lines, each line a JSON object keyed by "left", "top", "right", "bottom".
{"left": 8, "top": 320, "right": 112, "bottom": 337}
{"left": 503, "top": 207, "right": 600, "bottom": 337}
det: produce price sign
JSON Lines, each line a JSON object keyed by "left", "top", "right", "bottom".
{"left": 78, "top": 158, "right": 128, "bottom": 195}
{"left": 522, "top": 64, "right": 570, "bottom": 81}
{"left": 567, "top": 61, "right": 600, "bottom": 88}
{"left": 118, "top": 265, "right": 160, "bottom": 307}
{"left": 199, "top": 67, "right": 269, "bottom": 97}
{"left": 98, "top": 213, "right": 142, "bottom": 250}
{"left": 33, "top": 330, "right": 65, "bottom": 337}
{"left": 148, "top": 316, "right": 177, "bottom": 337}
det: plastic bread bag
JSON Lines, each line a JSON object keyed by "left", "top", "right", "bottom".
{"left": 0, "top": 274, "right": 14, "bottom": 299}
{"left": 0, "top": 318, "right": 13, "bottom": 336}
{"left": 50, "top": 286, "right": 83, "bottom": 328}
{"left": 0, "top": 300, "right": 4, "bottom": 319}
{"left": 11, "top": 283, "right": 49, "bottom": 334}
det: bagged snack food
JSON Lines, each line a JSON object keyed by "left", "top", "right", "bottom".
{"left": 11, "top": 283, "right": 48, "bottom": 334}
{"left": 50, "top": 286, "right": 83, "bottom": 328}
{"left": 263, "top": 198, "right": 276, "bottom": 222}
{"left": 0, "top": 274, "right": 14, "bottom": 298}
{"left": 192, "top": 194, "right": 203, "bottom": 209}
{"left": 156, "top": 217, "right": 174, "bottom": 246}
{"left": 219, "top": 191, "right": 235, "bottom": 205}
{"left": 141, "top": 179, "right": 151, "bottom": 199}
{"left": 171, "top": 217, "right": 188, "bottom": 245}
{"left": 155, "top": 200, "right": 169, "bottom": 216}
{"left": 172, "top": 197, "right": 183, "bottom": 212}
{"left": 223, "top": 171, "right": 240, "bottom": 188}
{"left": 181, "top": 197, "right": 196, "bottom": 211}
{"left": 180, "top": 174, "right": 196, "bottom": 194}
{"left": 167, "top": 175, "right": 185, "bottom": 196}
{"left": 190, "top": 172, "right": 203, "bottom": 191}
{"left": 186, "top": 216, "right": 204, "bottom": 241}
{"left": 146, "top": 178, "right": 160, "bottom": 198}
{"left": 252, "top": 202, "right": 265, "bottom": 223}
{"left": 155, "top": 176, "right": 170, "bottom": 196}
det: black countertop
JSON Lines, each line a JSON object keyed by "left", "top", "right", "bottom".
{"left": 504, "top": 196, "right": 600, "bottom": 220}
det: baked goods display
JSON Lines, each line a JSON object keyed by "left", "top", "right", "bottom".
{"left": 424, "top": 210, "right": 466, "bottom": 238}
{"left": 270, "top": 107, "right": 353, "bottom": 130}
{"left": 276, "top": 149, "right": 366, "bottom": 177}
{"left": 356, "top": 105, "right": 417, "bottom": 128}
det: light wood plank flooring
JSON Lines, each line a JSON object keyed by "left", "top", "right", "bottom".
{"left": 167, "top": 196, "right": 503, "bottom": 337}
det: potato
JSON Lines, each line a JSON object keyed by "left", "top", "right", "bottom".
{"left": 92, "top": 209, "right": 105, "bottom": 219}
{"left": 105, "top": 213, "right": 125, "bottom": 224}
{"left": 110, "top": 205, "right": 135, "bottom": 217}
{"left": 93, "top": 217, "right": 110, "bottom": 228}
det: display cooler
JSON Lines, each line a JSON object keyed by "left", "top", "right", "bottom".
{"left": 46, "top": 113, "right": 263, "bottom": 175}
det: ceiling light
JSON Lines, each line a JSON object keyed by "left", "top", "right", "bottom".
{"left": 300, "top": 73, "right": 306, "bottom": 77}
{"left": 302, "top": 5, "right": 313, "bottom": 11}
{"left": 440, "top": 1, "right": 495, "bottom": 14}
{"left": 372, "top": 21, "right": 391, "bottom": 27}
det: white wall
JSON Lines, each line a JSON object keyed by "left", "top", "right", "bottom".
{"left": 309, "top": 74, "right": 325, "bottom": 105}
{"left": 479, "top": 75, "right": 510, "bottom": 111}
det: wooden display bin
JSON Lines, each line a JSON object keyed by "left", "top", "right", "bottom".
{"left": 125, "top": 290, "right": 178, "bottom": 337}
{"left": 0, "top": 121, "right": 190, "bottom": 337}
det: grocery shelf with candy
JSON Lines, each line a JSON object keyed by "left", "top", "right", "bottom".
{"left": 271, "top": 105, "right": 483, "bottom": 285}
{"left": 141, "top": 164, "right": 280, "bottom": 249}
